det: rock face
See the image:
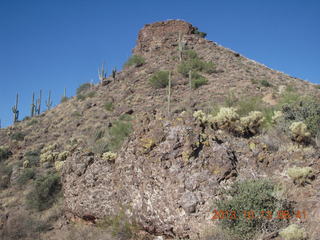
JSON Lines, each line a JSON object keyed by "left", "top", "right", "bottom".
{"left": 133, "top": 20, "right": 196, "bottom": 56}
{"left": 62, "top": 112, "right": 238, "bottom": 238}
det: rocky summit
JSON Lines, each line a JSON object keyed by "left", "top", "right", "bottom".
{"left": 0, "top": 20, "right": 320, "bottom": 240}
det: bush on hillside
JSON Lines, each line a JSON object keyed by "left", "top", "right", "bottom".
{"left": 149, "top": 71, "right": 170, "bottom": 88}
{"left": 0, "top": 146, "right": 12, "bottom": 161}
{"left": 26, "top": 172, "right": 62, "bottom": 211}
{"left": 76, "top": 83, "right": 92, "bottom": 96}
{"left": 123, "top": 55, "right": 145, "bottom": 68}
{"left": 215, "top": 179, "right": 291, "bottom": 240}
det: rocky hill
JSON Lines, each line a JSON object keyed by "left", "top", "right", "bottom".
{"left": 0, "top": 20, "right": 320, "bottom": 240}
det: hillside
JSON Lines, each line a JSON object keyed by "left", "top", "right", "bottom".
{"left": 0, "top": 20, "right": 320, "bottom": 240}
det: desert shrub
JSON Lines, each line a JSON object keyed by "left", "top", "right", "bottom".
{"left": 281, "top": 98, "right": 320, "bottom": 137}
{"left": 97, "top": 209, "right": 138, "bottom": 240}
{"left": 149, "top": 71, "right": 169, "bottom": 88}
{"left": 76, "top": 83, "right": 92, "bottom": 96}
{"left": 191, "top": 72, "right": 208, "bottom": 89}
{"left": 17, "top": 168, "right": 36, "bottom": 186}
{"left": 234, "top": 96, "right": 265, "bottom": 117}
{"left": 104, "top": 101, "right": 114, "bottom": 111}
{"left": 279, "top": 224, "right": 306, "bottom": 240}
{"left": 287, "top": 167, "right": 313, "bottom": 185}
{"left": 86, "top": 91, "right": 96, "bottom": 98}
{"left": 2, "top": 211, "right": 51, "bottom": 240}
{"left": 260, "top": 79, "right": 272, "bottom": 87}
{"left": 108, "top": 120, "right": 132, "bottom": 151}
{"left": 289, "top": 122, "right": 311, "bottom": 143}
{"left": 215, "top": 179, "right": 290, "bottom": 240}
{"left": 182, "top": 49, "right": 199, "bottom": 60}
{"left": 10, "top": 131, "right": 25, "bottom": 141}
{"left": 193, "top": 27, "right": 207, "bottom": 38}
{"left": 0, "top": 146, "right": 12, "bottom": 161}
{"left": 26, "top": 172, "right": 62, "bottom": 211}
{"left": 0, "top": 163, "right": 12, "bottom": 189}
{"left": 61, "top": 96, "right": 69, "bottom": 103}
{"left": 23, "top": 149, "right": 40, "bottom": 167}
{"left": 123, "top": 55, "right": 145, "bottom": 68}
{"left": 71, "top": 111, "right": 82, "bottom": 117}
{"left": 27, "top": 119, "right": 38, "bottom": 126}
{"left": 178, "top": 58, "right": 215, "bottom": 77}
{"left": 92, "top": 138, "right": 109, "bottom": 154}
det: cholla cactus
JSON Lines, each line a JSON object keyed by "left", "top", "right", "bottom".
{"left": 279, "top": 224, "right": 306, "bottom": 240}
{"left": 287, "top": 166, "right": 313, "bottom": 185}
{"left": 239, "top": 111, "right": 264, "bottom": 135}
{"left": 23, "top": 160, "right": 30, "bottom": 168}
{"left": 289, "top": 121, "right": 310, "bottom": 143}
{"left": 55, "top": 161, "right": 65, "bottom": 171}
{"left": 193, "top": 110, "right": 207, "bottom": 123}
{"left": 57, "top": 151, "right": 69, "bottom": 161}
{"left": 102, "top": 151, "right": 117, "bottom": 161}
{"left": 210, "top": 107, "right": 239, "bottom": 131}
{"left": 40, "top": 143, "right": 59, "bottom": 163}
{"left": 272, "top": 110, "right": 283, "bottom": 123}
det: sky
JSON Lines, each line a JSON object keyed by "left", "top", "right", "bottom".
{"left": 0, "top": 0, "right": 319, "bottom": 128}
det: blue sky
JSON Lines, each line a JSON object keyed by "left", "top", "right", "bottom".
{"left": 0, "top": 0, "right": 319, "bottom": 128}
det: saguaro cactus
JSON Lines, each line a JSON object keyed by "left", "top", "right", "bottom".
{"left": 46, "top": 90, "right": 52, "bottom": 110}
{"left": 178, "top": 32, "right": 184, "bottom": 62}
{"left": 35, "top": 90, "right": 42, "bottom": 115}
{"left": 12, "top": 93, "right": 19, "bottom": 123}
{"left": 98, "top": 63, "right": 107, "bottom": 84}
{"left": 31, "top": 92, "right": 36, "bottom": 117}
{"left": 112, "top": 67, "right": 117, "bottom": 81}
{"left": 167, "top": 71, "right": 172, "bottom": 116}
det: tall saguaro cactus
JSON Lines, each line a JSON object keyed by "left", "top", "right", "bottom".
{"left": 31, "top": 92, "right": 36, "bottom": 117}
{"left": 98, "top": 63, "right": 107, "bottom": 84}
{"left": 35, "top": 90, "right": 42, "bottom": 115}
{"left": 167, "top": 71, "right": 172, "bottom": 117}
{"left": 178, "top": 32, "right": 184, "bottom": 62}
{"left": 46, "top": 90, "right": 52, "bottom": 110}
{"left": 112, "top": 67, "right": 117, "bottom": 81}
{"left": 12, "top": 93, "right": 19, "bottom": 123}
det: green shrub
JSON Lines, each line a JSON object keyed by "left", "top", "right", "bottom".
{"left": 0, "top": 163, "right": 12, "bottom": 189}
{"left": 281, "top": 98, "right": 320, "bottom": 137}
{"left": 97, "top": 209, "right": 138, "bottom": 240}
{"left": 260, "top": 79, "right": 272, "bottom": 87}
{"left": 26, "top": 172, "right": 62, "bottom": 211}
{"left": 123, "top": 55, "right": 145, "bottom": 68}
{"left": 108, "top": 120, "right": 132, "bottom": 151}
{"left": 27, "top": 119, "right": 38, "bottom": 126}
{"left": 76, "top": 83, "right": 92, "bottom": 96}
{"left": 17, "top": 168, "right": 36, "bottom": 186}
{"left": 10, "top": 132, "right": 26, "bottom": 141}
{"left": 71, "top": 111, "right": 82, "bottom": 117}
{"left": 0, "top": 146, "right": 12, "bottom": 161}
{"left": 193, "top": 27, "right": 207, "bottom": 38}
{"left": 86, "top": 91, "right": 96, "bottom": 98}
{"left": 215, "top": 179, "right": 290, "bottom": 240}
{"left": 191, "top": 72, "right": 208, "bottom": 89}
{"left": 182, "top": 49, "right": 198, "bottom": 60}
{"left": 149, "top": 71, "right": 169, "bottom": 88}
{"left": 104, "top": 101, "right": 114, "bottom": 111}
{"left": 60, "top": 96, "right": 69, "bottom": 103}
{"left": 178, "top": 58, "right": 215, "bottom": 77}
{"left": 24, "top": 150, "right": 40, "bottom": 167}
